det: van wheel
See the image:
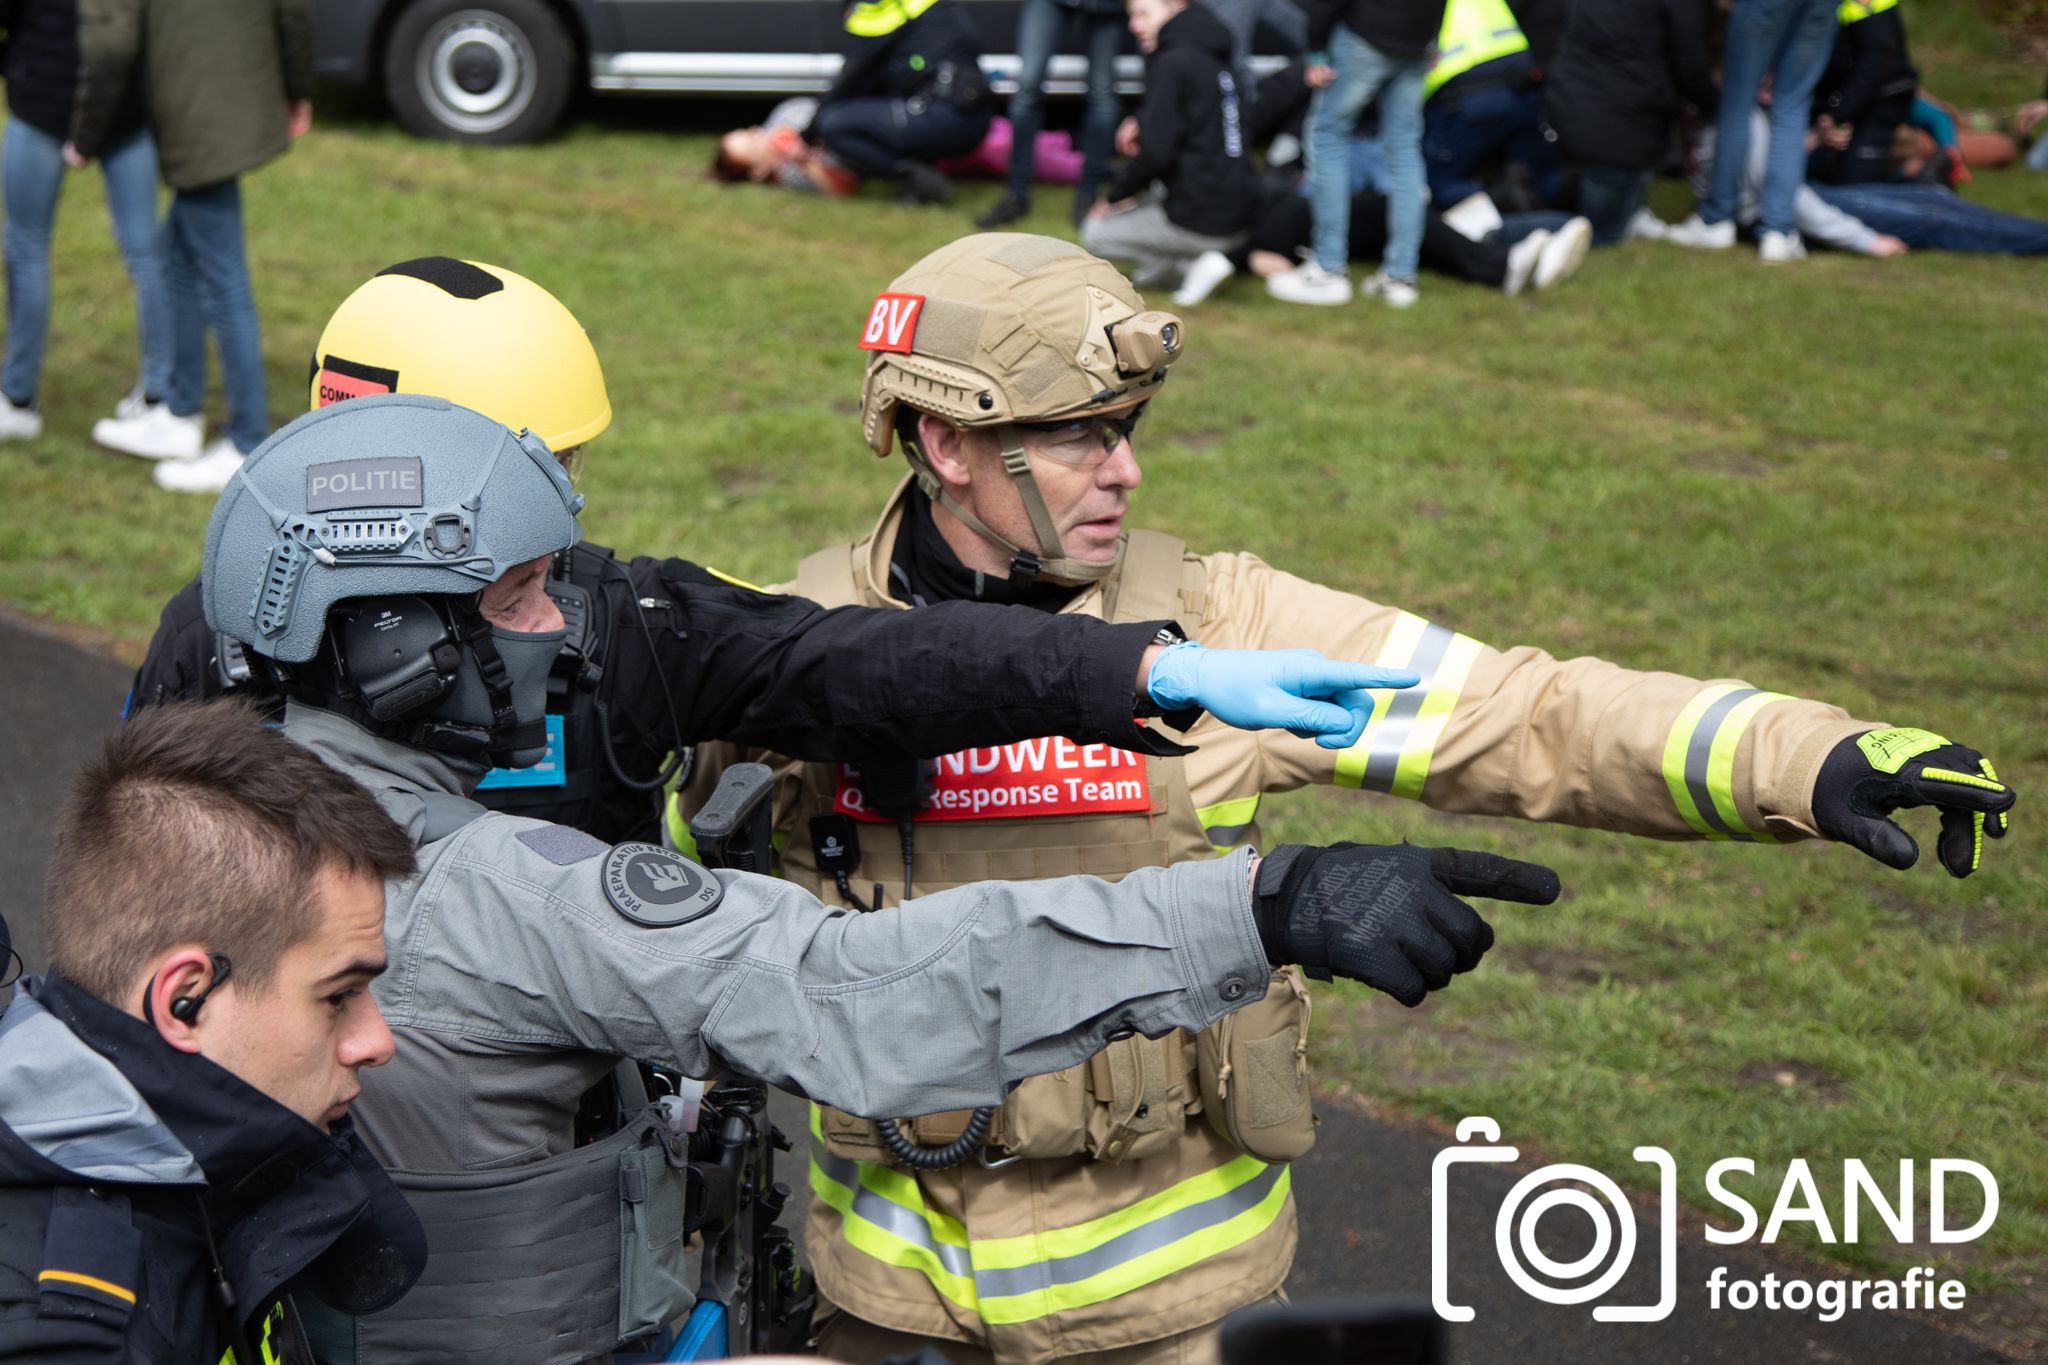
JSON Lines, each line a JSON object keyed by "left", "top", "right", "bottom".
{"left": 384, "top": 0, "right": 574, "bottom": 143}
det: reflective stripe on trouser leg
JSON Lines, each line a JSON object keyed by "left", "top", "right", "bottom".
{"left": 808, "top": 1110, "right": 1291, "bottom": 1325}
{"left": 1660, "top": 684, "right": 1790, "bottom": 840}
{"left": 1332, "top": 611, "right": 1485, "bottom": 800}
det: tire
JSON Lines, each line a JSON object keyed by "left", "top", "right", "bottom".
{"left": 383, "top": 0, "right": 575, "bottom": 144}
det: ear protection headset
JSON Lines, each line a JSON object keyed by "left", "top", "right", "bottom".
{"left": 336, "top": 595, "right": 465, "bottom": 721}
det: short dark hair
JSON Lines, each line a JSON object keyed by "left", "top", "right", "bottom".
{"left": 44, "top": 700, "right": 417, "bottom": 1004}
{"left": 709, "top": 145, "right": 749, "bottom": 183}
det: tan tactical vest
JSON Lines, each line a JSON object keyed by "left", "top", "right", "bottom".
{"left": 779, "top": 489, "right": 1313, "bottom": 1358}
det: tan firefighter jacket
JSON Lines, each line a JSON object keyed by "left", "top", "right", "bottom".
{"left": 671, "top": 478, "right": 1876, "bottom": 1362}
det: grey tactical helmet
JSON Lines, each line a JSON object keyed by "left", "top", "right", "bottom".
{"left": 203, "top": 394, "right": 584, "bottom": 766}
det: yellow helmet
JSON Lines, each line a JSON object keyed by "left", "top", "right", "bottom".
{"left": 309, "top": 257, "right": 611, "bottom": 455}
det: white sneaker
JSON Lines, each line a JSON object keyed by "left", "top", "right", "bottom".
{"left": 95, "top": 403, "right": 203, "bottom": 460}
{"left": 0, "top": 396, "right": 43, "bottom": 441}
{"left": 1625, "top": 207, "right": 1669, "bottom": 241}
{"left": 1173, "top": 250, "right": 1236, "bottom": 306}
{"left": 152, "top": 438, "right": 246, "bottom": 493}
{"left": 1360, "top": 269, "right": 1419, "bottom": 308}
{"left": 1265, "top": 259, "right": 1353, "bottom": 306}
{"left": 110, "top": 387, "right": 154, "bottom": 422}
{"left": 1664, "top": 214, "right": 1737, "bottom": 250}
{"left": 1267, "top": 133, "right": 1302, "bottom": 168}
{"left": 1440, "top": 191, "right": 1504, "bottom": 243}
{"left": 1535, "top": 216, "right": 1593, "bottom": 290}
{"left": 1759, "top": 230, "right": 1808, "bottom": 263}
{"left": 1503, "top": 231, "right": 1549, "bottom": 297}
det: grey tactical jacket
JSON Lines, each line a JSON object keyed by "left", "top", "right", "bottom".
{"left": 282, "top": 704, "right": 1272, "bottom": 1175}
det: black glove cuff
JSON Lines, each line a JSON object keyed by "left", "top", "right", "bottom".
{"left": 1252, "top": 843, "right": 1311, "bottom": 969}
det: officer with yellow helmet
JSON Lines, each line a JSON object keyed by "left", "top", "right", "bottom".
{"left": 674, "top": 233, "right": 2015, "bottom": 1364}
{"left": 131, "top": 256, "right": 1435, "bottom": 844}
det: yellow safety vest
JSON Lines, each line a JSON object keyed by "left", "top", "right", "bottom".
{"left": 1837, "top": 0, "right": 1898, "bottom": 24}
{"left": 1426, "top": 0, "right": 1529, "bottom": 98}
{"left": 845, "top": 0, "right": 941, "bottom": 38}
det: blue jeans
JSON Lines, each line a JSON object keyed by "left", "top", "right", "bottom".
{"left": 161, "top": 180, "right": 269, "bottom": 454}
{"left": 1576, "top": 163, "right": 1652, "bottom": 245}
{"left": 1305, "top": 25, "right": 1427, "bottom": 279}
{"left": 3, "top": 120, "right": 170, "bottom": 408}
{"left": 1422, "top": 83, "right": 1561, "bottom": 208}
{"left": 2027, "top": 135, "right": 2048, "bottom": 173}
{"left": 1810, "top": 182, "right": 2048, "bottom": 254}
{"left": 1491, "top": 209, "right": 1574, "bottom": 246}
{"left": 1701, "top": 0, "right": 1837, "bottom": 234}
{"left": 1004, "top": 0, "right": 1123, "bottom": 201}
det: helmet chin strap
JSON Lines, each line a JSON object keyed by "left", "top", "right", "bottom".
{"left": 905, "top": 423, "right": 1121, "bottom": 587}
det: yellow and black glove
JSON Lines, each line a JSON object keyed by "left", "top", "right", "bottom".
{"left": 1812, "top": 728, "right": 2016, "bottom": 877}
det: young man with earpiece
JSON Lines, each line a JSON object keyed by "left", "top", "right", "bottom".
{"left": 0, "top": 700, "right": 426, "bottom": 1365}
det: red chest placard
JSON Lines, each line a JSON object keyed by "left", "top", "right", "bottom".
{"left": 835, "top": 737, "right": 1152, "bottom": 823}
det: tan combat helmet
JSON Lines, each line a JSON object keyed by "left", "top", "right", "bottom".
{"left": 857, "top": 233, "right": 1185, "bottom": 585}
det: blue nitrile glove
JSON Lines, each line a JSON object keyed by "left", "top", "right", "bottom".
{"left": 1147, "top": 643, "right": 1421, "bottom": 748}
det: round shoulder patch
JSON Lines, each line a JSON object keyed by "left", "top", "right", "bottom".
{"left": 602, "top": 842, "right": 723, "bottom": 928}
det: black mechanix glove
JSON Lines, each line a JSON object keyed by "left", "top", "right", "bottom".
{"left": 1812, "top": 728, "right": 2016, "bottom": 878}
{"left": 1252, "top": 842, "right": 1561, "bottom": 1007}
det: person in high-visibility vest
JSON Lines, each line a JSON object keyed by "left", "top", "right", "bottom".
{"left": 1810, "top": 0, "right": 1919, "bottom": 184}
{"left": 676, "top": 233, "right": 2016, "bottom": 1365}
{"left": 1420, "top": 0, "right": 1562, "bottom": 221}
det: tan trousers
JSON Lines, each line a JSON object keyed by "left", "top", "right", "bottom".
{"left": 810, "top": 1291, "right": 1287, "bottom": 1365}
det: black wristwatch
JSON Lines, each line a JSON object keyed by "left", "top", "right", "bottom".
{"left": 1132, "top": 624, "right": 1192, "bottom": 719}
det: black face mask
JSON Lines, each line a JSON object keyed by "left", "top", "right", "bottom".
{"left": 429, "top": 623, "right": 566, "bottom": 769}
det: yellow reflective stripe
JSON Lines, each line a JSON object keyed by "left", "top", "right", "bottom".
{"left": 1662, "top": 685, "right": 1740, "bottom": 836}
{"left": 1704, "top": 690, "right": 1788, "bottom": 842}
{"left": 1390, "top": 632, "right": 1483, "bottom": 800}
{"left": 1428, "top": 0, "right": 1528, "bottom": 94}
{"left": 813, "top": 1102, "right": 1290, "bottom": 1324}
{"left": 1837, "top": 0, "right": 1897, "bottom": 24}
{"left": 845, "top": 0, "right": 941, "bottom": 37}
{"left": 1333, "top": 612, "right": 1485, "bottom": 800}
{"left": 1197, "top": 794, "right": 1261, "bottom": 849}
{"left": 977, "top": 1168, "right": 1291, "bottom": 1325}
{"left": 1662, "top": 685, "right": 1787, "bottom": 841}
{"left": 968, "top": 1153, "right": 1272, "bottom": 1265}
{"left": 38, "top": 1270, "right": 136, "bottom": 1304}
{"left": 1334, "top": 612, "right": 1428, "bottom": 788}
{"left": 705, "top": 566, "right": 767, "bottom": 593}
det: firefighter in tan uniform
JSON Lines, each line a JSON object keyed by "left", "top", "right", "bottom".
{"left": 675, "top": 234, "right": 2016, "bottom": 1365}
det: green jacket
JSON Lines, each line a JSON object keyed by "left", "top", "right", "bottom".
{"left": 72, "top": 0, "right": 312, "bottom": 191}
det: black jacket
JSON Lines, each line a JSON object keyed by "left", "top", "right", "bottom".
{"left": 0, "top": 976, "right": 425, "bottom": 1364}
{"left": 1541, "top": 0, "right": 1716, "bottom": 169}
{"left": 1301, "top": 0, "right": 1447, "bottom": 63}
{"left": 1103, "top": 4, "right": 1257, "bottom": 236}
{"left": 0, "top": 0, "right": 139, "bottom": 143}
{"left": 130, "top": 544, "right": 1196, "bottom": 844}
{"left": 1816, "top": 8, "right": 1916, "bottom": 127}
{"left": 818, "top": 0, "right": 985, "bottom": 109}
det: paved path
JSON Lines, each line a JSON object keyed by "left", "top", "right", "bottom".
{"left": 0, "top": 615, "right": 2008, "bottom": 1363}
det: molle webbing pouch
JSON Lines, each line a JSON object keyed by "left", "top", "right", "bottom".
{"left": 353, "top": 1108, "right": 691, "bottom": 1363}
{"left": 822, "top": 1029, "right": 1197, "bottom": 1167}
{"left": 1197, "top": 967, "right": 1317, "bottom": 1162}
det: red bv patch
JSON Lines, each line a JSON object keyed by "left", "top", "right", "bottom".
{"left": 857, "top": 292, "right": 925, "bottom": 353}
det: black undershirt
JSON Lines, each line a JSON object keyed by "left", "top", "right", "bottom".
{"left": 887, "top": 486, "right": 1079, "bottom": 613}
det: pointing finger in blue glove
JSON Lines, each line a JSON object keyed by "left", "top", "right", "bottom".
{"left": 1146, "top": 643, "right": 1421, "bottom": 746}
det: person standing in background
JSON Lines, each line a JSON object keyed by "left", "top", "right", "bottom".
{"left": 0, "top": 0, "right": 170, "bottom": 442}
{"left": 1666, "top": 0, "right": 1838, "bottom": 262}
{"left": 69, "top": 0, "right": 312, "bottom": 490}
{"left": 976, "top": 0, "right": 1129, "bottom": 227}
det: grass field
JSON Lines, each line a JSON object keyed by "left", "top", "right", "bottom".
{"left": 1, "top": 0, "right": 2043, "bottom": 1345}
